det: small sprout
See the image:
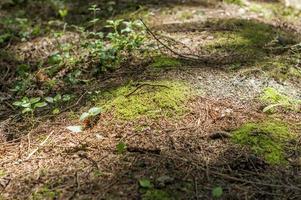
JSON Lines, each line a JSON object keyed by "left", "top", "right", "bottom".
{"left": 80, "top": 107, "right": 102, "bottom": 121}
{"left": 58, "top": 9, "right": 68, "bottom": 19}
{"left": 116, "top": 142, "right": 127, "bottom": 154}
{"left": 212, "top": 186, "right": 223, "bottom": 198}
{"left": 139, "top": 179, "right": 153, "bottom": 189}
{"left": 45, "top": 97, "right": 54, "bottom": 103}
{"left": 52, "top": 108, "right": 60, "bottom": 115}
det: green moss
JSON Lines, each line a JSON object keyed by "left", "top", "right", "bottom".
{"left": 201, "top": 19, "right": 279, "bottom": 64}
{"left": 260, "top": 55, "right": 301, "bottom": 81}
{"left": 260, "top": 87, "right": 301, "bottom": 112}
{"left": 223, "top": 0, "right": 245, "bottom": 6}
{"left": 232, "top": 121, "right": 295, "bottom": 165}
{"left": 142, "top": 189, "right": 171, "bottom": 200}
{"left": 32, "top": 186, "right": 60, "bottom": 200}
{"left": 151, "top": 56, "right": 181, "bottom": 69}
{"left": 102, "top": 80, "right": 191, "bottom": 120}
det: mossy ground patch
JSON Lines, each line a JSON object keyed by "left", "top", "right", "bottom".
{"left": 100, "top": 80, "right": 191, "bottom": 120}
{"left": 232, "top": 121, "right": 296, "bottom": 165}
{"left": 150, "top": 56, "right": 181, "bottom": 69}
{"left": 260, "top": 87, "right": 301, "bottom": 112}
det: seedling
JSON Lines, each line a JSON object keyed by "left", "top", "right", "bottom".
{"left": 80, "top": 107, "right": 102, "bottom": 121}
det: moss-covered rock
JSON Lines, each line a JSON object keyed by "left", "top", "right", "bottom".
{"left": 102, "top": 80, "right": 191, "bottom": 120}
{"left": 232, "top": 121, "right": 296, "bottom": 165}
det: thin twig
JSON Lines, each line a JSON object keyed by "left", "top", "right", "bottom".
{"left": 139, "top": 19, "right": 206, "bottom": 61}
{"left": 125, "top": 83, "right": 170, "bottom": 97}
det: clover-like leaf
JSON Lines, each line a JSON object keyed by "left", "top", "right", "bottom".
{"left": 88, "top": 107, "right": 102, "bottom": 116}
{"left": 62, "top": 94, "right": 71, "bottom": 102}
{"left": 54, "top": 94, "right": 62, "bottom": 102}
{"left": 13, "top": 101, "right": 23, "bottom": 107}
{"left": 139, "top": 179, "right": 153, "bottom": 188}
{"left": 30, "top": 97, "right": 41, "bottom": 104}
{"left": 21, "top": 102, "right": 31, "bottom": 108}
{"left": 52, "top": 108, "right": 60, "bottom": 114}
{"left": 34, "top": 102, "right": 48, "bottom": 108}
{"left": 80, "top": 112, "right": 90, "bottom": 121}
{"left": 22, "top": 107, "right": 32, "bottom": 113}
{"left": 45, "top": 97, "right": 54, "bottom": 103}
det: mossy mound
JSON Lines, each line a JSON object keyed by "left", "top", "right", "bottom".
{"left": 232, "top": 121, "right": 295, "bottom": 165}
{"left": 102, "top": 80, "right": 191, "bottom": 120}
{"left": 151, "top": 56, "right": 181, "bottom": 69}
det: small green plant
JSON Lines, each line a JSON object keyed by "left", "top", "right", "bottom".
{"left": 45, "top": 94, "right": 72, "bottom": 114}
{"left": 89, "top": 19, "right": 146, "bottom": 71}
{"left": 212, "top": 186, "right": 223, "bottom": 198}
{"left": 88, "top": 4, "right": 100, "bottom": 32}
{"left": 80, "top": 107, "right": 102, "bottom": 121}
{"left": 139, "top": 179, "right": 153, "bottom": 189}
{"left": 13, "top": 97, "right": 47, "bottom": 114}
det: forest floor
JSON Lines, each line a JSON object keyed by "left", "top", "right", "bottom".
{"left": 1, "top": 0, "right": 301, "bottom": 199}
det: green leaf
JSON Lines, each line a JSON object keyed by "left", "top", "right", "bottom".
{"left": 116, "top": 142, "right": 126, "bottom": 154}
{"left": 59, "top": 9, "right": 68, "bottom": 18}
{"left": 54, "top": 94, "right": 62, "bottom": 102}
{"left": 52, "top": 108, "right": 60, "bottom": 114}
{"left": 80, "top": 112, "right": 90, "bottom": 121}
{"left": 139, "top": 179, "right": 152, "bottom": 188}
{"left": 22, "top": 107, "right": 32, "bottom": 113}
{"left": 34, "top": 102, "right": 48, "bottom": 108}
{"left": 21, "top": 102, "right": 31, "bottom": 108}
{"left": 66, "top": 125, "right": 83, "bottom": 133}
{"left": 45, "top": 97, "right": 54, "bottom": 103}
{"left": 62, "top": 95, "right": 71, "bottom": 102}
{"left": 29, "top": 97, "right": 41, "bottom": 104}
{"left": 13, "top": 101, "right": 22, "bottom": 107}
{"left": 212, "top": 186, "right": 223, "bottom": 198}
{"left": 88, "top": 107, "right": 102, "bottom": 116}
{"left": 22, "top": 96, "right": 29, "bottom": 102}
